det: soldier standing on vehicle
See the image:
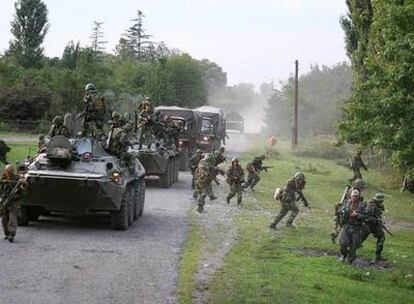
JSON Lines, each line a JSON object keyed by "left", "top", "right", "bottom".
{"left": 137, "top": 98, "right": 157, "bottom": 147}
{"left": 226, "top": 157, "right": 245, "bottom": 206}
{"left": 47, "top": 116, "right": 71, "bottom": 138}
{"left": 338, "top": 190, "right": 367, "bottom": 264}
{"left": 37, "top": 135, "right": 46, "bottom": 154}
{"left": 244, "top": 154, "right": 269, "bottom": 191}
{"left": 270, "top": 172, "right": 309, "bottom": 229}
{"left": 0, "top": 140, "right": 11, "bottom": 165}
{"left": 109, "top": 111, "right": 127, "bottom": 129}
{"left": 331, "top": 179, "right": 365, "bottom": 243}
{"left": 212, "top": 147, "right": 226, "bottom": 166}
{"left": 190, "top": 149, "right": 204, "bottom": 190}
{"left": 0, "top": 165, "right": 27, "bottom": 242}
{"left": 81, "top": 83, "right": 106, "bottom": 136}
{"left": 360, "top": 193, "right": 388, "bottom": 262}
{"left": 349, "top": 151, "right": 368, "bottom": 182}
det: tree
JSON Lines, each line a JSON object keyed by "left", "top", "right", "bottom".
{"left": 125, "top": 10, "right": 152, "bottom": 60}
{"left": 8, "top": 0, "right": 50, "bottom": 68}
{"left": 90, "top": 21, "right": 107, "bottom": 58}
{"left": 61, "top": 41, "right": 80, "bottom": 69}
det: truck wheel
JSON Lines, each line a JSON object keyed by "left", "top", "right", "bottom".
{"left": 110, "top": 185, "right": 131, "bottom": 230}
{"left": 138, "top": 179, "right": 145, "bottom": 216}
{"left": 159, "top": 160, "right": 171, "bottom": 188}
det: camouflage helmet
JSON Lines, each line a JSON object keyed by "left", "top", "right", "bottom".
{"left": 53, "top": 116, "right": 63, "bottom": 126}
{"left": 373, "top": 192, "right": 384, "bottom": 202}
{"left": 351, "top": 189, "right": 360, "bottom": 197}
{"left": 85, "top": 83, "right": 96, "bottom": 92}
{"left": 39, "top": 134, "right": 45, "bottom": 140}
{"left": 294, "top": 171, "right": 305, "bottom": 181}
{"left": 352, "top": 179, "right": 365, "bottom": 190}
{"left": 112, "top": 111, "right": 121, "bottom": 120}
{"left": 232, "top": 157, "right": 239, "bottom": 163}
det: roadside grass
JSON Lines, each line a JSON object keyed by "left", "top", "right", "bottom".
{"left": 0, "top": 131, "right": 38, "bottom": 138}
{"left": 206, "top": 139, "right": 414, "bottom": 303}
{"left": 0, "top": 142, "right": 37, "bottom": 172}
{"left": 178, "top": 214, "right": 203, "bottom": 304}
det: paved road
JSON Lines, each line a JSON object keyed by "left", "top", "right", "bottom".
{"left": 0, "top": 133, "right": 247, "bottom": 304}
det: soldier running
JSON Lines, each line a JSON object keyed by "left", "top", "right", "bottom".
{"left": 0, "top": 165, "right": 27, "bottom": 242}
{"left": 244, "top": 154, "right": 269, "bottom": 191}
{"left": 194, "top": 155, "right": 219, "bottom": 213}
{"left": 349, "top": 151, "right": 368, "bottom": 182}
{"left": 226, "top": 157, "right": 245, "bottom": 205}
{"left": 189, "top": 149, "right": 204, "bottom": 190}
{"left": 270, "top": 172, "right": 309, "bottom": 229}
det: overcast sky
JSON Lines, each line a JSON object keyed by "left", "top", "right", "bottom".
{"left": 0, "top": 0, "right": 348, "bottom": 87}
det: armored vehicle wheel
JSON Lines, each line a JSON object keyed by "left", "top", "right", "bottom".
{"left": 138, "top": 179, "right": 145, "bottom": 216}
{"left": 128, "top": 187, "right": 134, "bottom": 226}
{"left": 180, "top": 148, "right": 189, "bottom": 171}
{"left": 111, "top": 185, "right": 132, "bottom": 230}
{"left": 159, "top": 159, "right": 171, "bottom": 188}
{"left": 174, "top": 157, "right": 180, "bottom": 182}
{"left": 169, "top": 158, "right": 174, "bottom": 186}
{"left": 132, "top": 181, "right": 139, "bottom": 221}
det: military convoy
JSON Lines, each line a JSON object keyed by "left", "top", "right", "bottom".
{"left": 20, "top": 136, "right": 146, "bottom": 230}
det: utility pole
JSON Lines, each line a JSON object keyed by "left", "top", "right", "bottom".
{"left": 293, "top": 60, "right": 299, "bottom": 148}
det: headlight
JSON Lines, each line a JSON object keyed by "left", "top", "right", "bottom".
{"left": 111, "top": 171, "right": 120, "bottom": 183}
{"left": 203, "top": 136, "right": 209, "bottom": 141}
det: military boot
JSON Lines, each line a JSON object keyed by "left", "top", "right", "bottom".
{"left": 197, "top": 205, "right": 204, "bottom": 213}
{"left": 269, "top": 223, "right": 277, "bottom": 229}
{"left": 375, "top": 255, "right": 387, "bottom": 262}
{"left": 330, "top": 232, "right": 337, "bottom": 244}
{"left": 7, "top": 235, "right": 14, "bottom": 243}
{"left": 237, "top": 198, "right": 242, "bottom": 206}
{"left": 226, "top": 196, "right": 231, "bottom": 204}
{"left": 286, "top": 222, "right": 296, "bottom": 228}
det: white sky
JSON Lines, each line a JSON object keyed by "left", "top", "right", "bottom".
{"left": 0, "top": 0, "right": 348, "bottom": 88}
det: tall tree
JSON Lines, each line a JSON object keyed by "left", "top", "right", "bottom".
{"left": 61, "top": 41, "right": 80, "bottom": 69}
{"left": 125, "top": 10, "right": 152, "bottom": 60}
{"left": 8, "top": 0, "right": 50, "bottom": 68}
{"left": 90, "top": 21, "right": 107, "bottom": 57}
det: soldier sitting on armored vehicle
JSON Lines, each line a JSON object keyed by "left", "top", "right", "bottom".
{"left": 0, "top": 139, "right": 11, "bottom": 165}
{"left": 47, "top": 116, "right": 71, "bottom": 138}
{"left": 80, "top": 83, "right": 106, "bottom": 136}
{"left": 109, "top": 111, "right": 127, "bottom": 129}
{"left": 107, "top": 123, "right": 134, "bottom": 160}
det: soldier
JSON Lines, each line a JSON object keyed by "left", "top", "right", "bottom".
{"left": 349, "top": 151, "right": 368, "bottom": 182}
{"left": 270, "top": 172, "right": 309, "bottom": 229}
{"left": 338, "top": 190, "right": 367, "bottom": 264}
{"left": 189, "top": 149, "right": 204, "bottom": 189}
{"left": 0, "top": 139, "right": 11, "bottom": 165}
{"left": 81, "top": 83, "right": 106, "bottom": 136}
{"left": 212, "top": 147, "right": 226, "bottom": 166}
{"left": 244, "top": 154, "right": 267, "bottom": 191}
{"left": 361, "top": 193, "right": 387, "bottom": 262}
{"left": 37, "top": 135, "right": 46, "bottom": 154}
{"left": 47, "top": 116, "right": 71, "bottom": 138}
{"left": 0, "top": 165, "right": 27, "bottom": 242}
{"left": 226, "top": 157, "right": 245, "bottom": 205}
{"left": 137, "top": 98, "right": 156, "bottom": 147}
{"left": 194, "top": 155, "right": 219, "bottom": 213}
{"left": 331, "top": 179, "right": 365, "bottom": 243}
{"left": 107, "top": 123, "right": 133, "bottom": 159}
{"left": 109, "top": 111, "right": 126, "bottom": 129}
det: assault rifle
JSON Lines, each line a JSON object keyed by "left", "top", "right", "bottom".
{"left": 261, "top": 166, "right": 273, "bottom": 173}
{"left": 296, "top": 190, "right": 311, "bottom": 209}
{"left": 0, "top": 180, "right": 22, "bottom": 209}
{"left": 366, "top": 216, "right": 394, "bottom": 237}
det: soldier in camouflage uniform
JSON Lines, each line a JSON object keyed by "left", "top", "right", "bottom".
{"left": 212, "top": 147, "right": 226, "bottom": 166}
{"left": 331, "top": 179, "right": 365, "bottom": 243}
{"left": 244, "top": 154, "right": 266, "bottom": 191}
{"left": 47, "top": 116, "right": 71, "bottom": 138}
{"left": 1, "top": 165, "right": 27, "bottom": 242}
{"left": 338, "top": 189, "right": 367, "bottom": 264}
{"left": 109, "top": 111, "right": 127, "bottom": 129}
{"left": 81, "top": 83, "right": 106, "bottom": 136}
{"left": 270, "top": 172, "right": 309, "bottom": 229}
{"left": 349, "top": 151, "right": 368, "bottom": 182}
{"left": 137, "top": 98, "right": 157, "bottom": 147}
{"left": 194, "top": 155, "right": 218, "bottom": 213}
{"left": 37, "top": 135, "right": 46, "bottom": 154}
{"left": 189, "top": 149, "right": 204, "bottom": 190}
{"left": 107, "top": 123, "right": 133, "bottom": 159}
{"left": 226, "top": 157, "right": 245, "bottom": 205}
{"left": 0, "top": 140, "right": 11, "bottom": 165}
{"left": 360, "top": 193, "right": 387, "bottom": 262}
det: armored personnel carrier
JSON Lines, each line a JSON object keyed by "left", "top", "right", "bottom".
{"left": 20, "top": 135, "right": 146, "bottom": 230}
{"left": 129, "top": 140, "right": 180, "bottom": 188}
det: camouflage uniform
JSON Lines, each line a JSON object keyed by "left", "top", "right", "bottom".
{"left": 226, "top": 158, "right": 244, "bottom": 205}
{"left": 189, "top": 150, "right": 204, "bottom": 189}
{"left": 349, "top": 151, "right": 367, "bottom": 182}
{"left": 47, "top": 116, "right": 71, "bottom": 138}
{"left": 338, "top": 190, "right": 367, "bottom": 264}
{"left": 0, "top": 166, "right": 25, "bottom": 242}
{"left": 137, "top": 100, "right": 157, "bottom": 146}
{"left": 195, "top": 159, "right": 216, "bottom": 213}
{"left": 38, "top": 135, "right": 46, "bottom": 154}
{"left": 82, "top": 84, "right": 106, "bottom": 136}
{"left": 360, "top": 193, "right": 386, "bottom": 262}
{"left": 0, "top": 140, "right": 11, "bottom": 165}
{"left": 244, "top": 155, "right": 265, "bottom": 190}
{"left": 212, "top": 147, "right": 226, "bottom": 166}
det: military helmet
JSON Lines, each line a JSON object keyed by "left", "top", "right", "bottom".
{"left": 219, "top": 147, "right": 225, "bottom": 152}
{"left": 85, "top": 83, "right": 96, "bottom": 92}
{"left": 373, "top": 192, "right": 384, "bottom": 202}
{"left": 294, "top": 171, "right": 305, "bottom": 181}
{"left": 351, "top": 189, "right": 360, "bottom": 197}
{"left": 232, "top": 157, "right": 239, "bottom": 163}
{"left": 352, "top": 179, "right": 365, "bottom": 190}
{"left": 39, "top": 135, "right": 45, "bottom": 140}
{"left": 53, "top": 116, "right": 63, "bottom": 125}
{"left": 112, "top": 111, "right": 121, "bottom": 120}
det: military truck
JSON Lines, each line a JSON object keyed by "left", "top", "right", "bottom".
{"left": 20, "top": 135, "right": 146, "bottom": 230}
{"left": 155, "top": 106, "right": 201, "bottom": 170}
{"left": 225, "top": 110, "right": 244, "bottom": 134}
{"left": 194, "top": 106, "right": 226, "bottom": 152}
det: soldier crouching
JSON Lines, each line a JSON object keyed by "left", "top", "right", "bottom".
{"left": 0, "top": 165, "right": 27, "bottom": 242}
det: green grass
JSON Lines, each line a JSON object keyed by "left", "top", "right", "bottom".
{"left": 178, "top": 215, "right": 204, "bottom": 304}
{"left": 179, "top": 137, "right": 414, "bottom": 303}
{"left": 0, "top": 141, "right": 37, "bottom": 172}
{"left": 0, "top": 131, "right": 38, "bottom": 138}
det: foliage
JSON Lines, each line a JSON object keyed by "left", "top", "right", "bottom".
{"left": 8, "top": 0, "right": 50, "bottom": 68}
{"left": 265, "top": 63, "right": 353, "bottom": 137}
{"left": 339, "top": 1, "right": 414, "bottom": 170}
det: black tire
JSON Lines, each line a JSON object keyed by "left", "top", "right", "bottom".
{"left": 110, "top": 185, "right": 131, "bottom": 230}
{"left": 138, "top": 179, "right": 145, "bottom": 216}
{"left": 17, "top": 205, "right": 29, "bottom": 226}
{"left": 159, "top": 159, "right": 171, "bottom": 188}
{"left": 174, "top": 157, "right": 179, "bottom": 182}
{"left": 169, "top": 158, "right": 174, "bottom": 186}
{"left": 133, "top": 181, "right": 139, "bottom": 221}
{"left": 27, "top": 206, "right": 42, "bottom": 221}
{"left": 128, "top": 186, "right": 134, "bottom": 226}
